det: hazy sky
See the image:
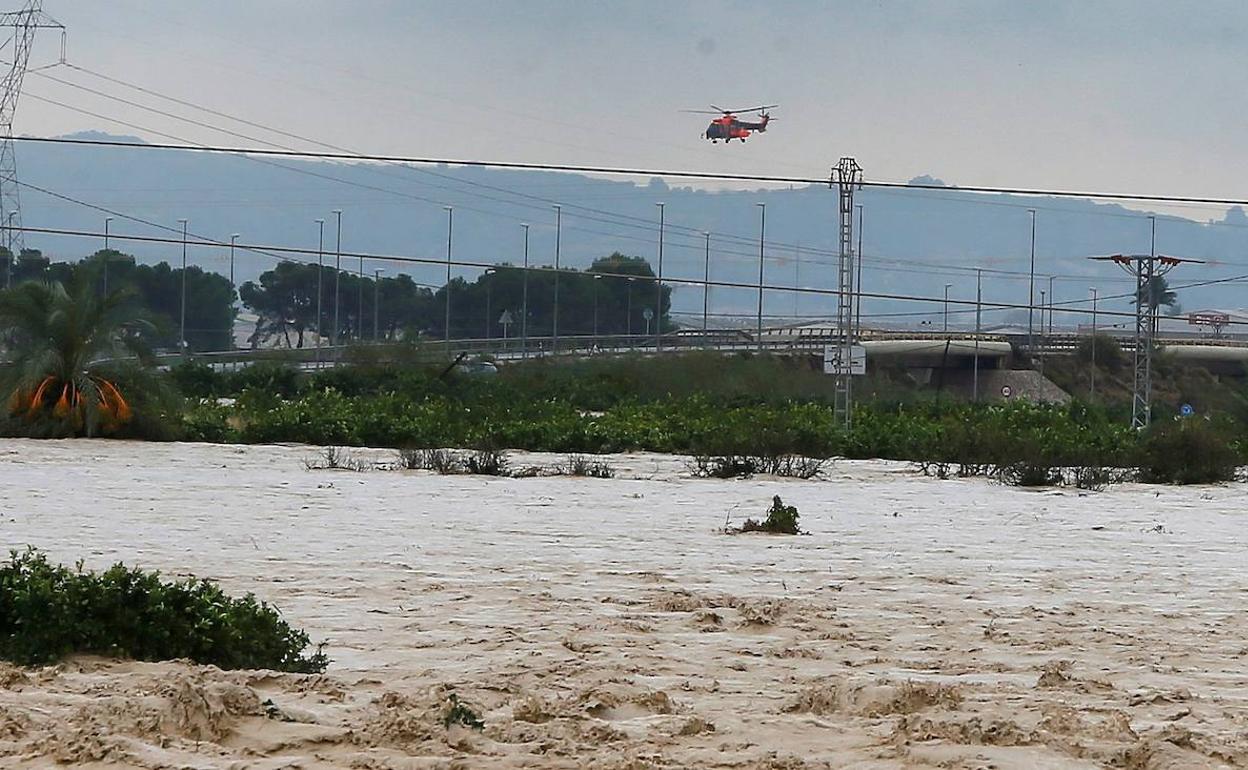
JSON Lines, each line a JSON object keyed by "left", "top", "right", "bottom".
{"left": 13, "top": 1, "right": 1248, "bottom": 203}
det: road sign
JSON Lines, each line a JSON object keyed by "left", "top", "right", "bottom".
{"left": 498, "top": 310, "right": 514, "bottom": 325}
{"left": 642, "top": 307, "right": 654, "bottom": 321}
{"left": 1001, "top": 385, "right": 1013, "bottom": 398}
{"left": 1180, "top": 403, "right": 1194, "bottom": 416}
{"left": 823, "top": 344, "right": 865, "bottom": 376}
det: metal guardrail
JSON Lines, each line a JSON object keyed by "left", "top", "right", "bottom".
{"left": 155, "top": 327, "right": 1248, "bottom": 368}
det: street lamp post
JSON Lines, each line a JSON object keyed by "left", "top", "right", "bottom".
{"left": 520, "top": 223, "right": 529, "bottom": 358}
{"left": 102, "top": 216, "right": 114, "bottom": 295}
{"left": 626, "top": 277, "right": 634, "bottom": 348}
{"left": 1027, "top": 209, "right": 1037, "bottom": 356}
{"left": 178, "top": 218, "right": 188, "bottom": 355}
{"left": 373, "top": 268, "right": 384, "bottom": 342}
{"left": 553, "top": 204, "right": 561, "bottom": 351}
{"left": 593, "top": 274, "right": 602, "bottom": 344}
{"left": 1047, "top": 275, "right": 1055, "bottom": 336}
{"left": 229, "top": 233, "right": 238, "bottom": 298}
{"left": 332, "top": 209, "right": 343, "bottom": 353}
{"left": 315, "top": 219, "right": 324, "bottom": 368}
{"left": 484, "top": 268, "right": 494, "bottom": 339}
{"left": 855, "top": 204, "right": 864, "bottom": 338}
{"left": 943, "top": 283, "right": 952, "bottom": 333}
{"left": 655, "top": 202, "right": 664, "bottom": 352}
{"left": 444, "top": 206, "right": 453, "bottom": 350}
{"left": 1090, "top": 286, "right": 1098, "bottom": 400}
{"left": 3, "top": 212, "right": 13, "bottom": 289}
{"left": 756, "top": 202, "right": 765, "bottom": 351}
{"left": 702, "top": 231, "right": 711, "bottom": 335}
{"left": 228, "top": 233, "right": 239, "bottom": 348}
{"left": 974, "top": 269, "right": 982, "bottom": 401}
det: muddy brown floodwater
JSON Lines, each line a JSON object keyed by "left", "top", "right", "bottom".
{"left": 1, "top": 439, "right": 1246, "bottom": 769}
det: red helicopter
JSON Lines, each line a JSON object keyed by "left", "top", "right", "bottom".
{"left": 684, "top": 104, "right": 778, "bottom": 143}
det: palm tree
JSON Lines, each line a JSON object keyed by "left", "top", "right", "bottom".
{"left": 0, "top": 277, "right": 159, "bottom": 436}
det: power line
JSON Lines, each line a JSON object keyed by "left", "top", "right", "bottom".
{"left": 15, "top": 134, "right": 1248, "bottom": 209}
{"left": 23, "top": 89, "right": 1141, "bottom": 285}
{"left": 6, "top": 222, "right": 1159, "bottom": 324}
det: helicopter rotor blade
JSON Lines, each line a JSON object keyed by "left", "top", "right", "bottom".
{"left": 681, "top": 109, "right": 726, "bottom": 114}
{"left": 728, "top": 104, "right": 778, "bottom": 114}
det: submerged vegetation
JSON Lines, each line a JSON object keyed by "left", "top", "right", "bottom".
{"left": 0, "top": 342, "right": 1242, "bottom": 485}
{"left": 0, "top": 548, "right": 328, "bottom": 672}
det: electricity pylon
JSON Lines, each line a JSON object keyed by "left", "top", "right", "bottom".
{"left": 830, "top": 157, "right": 862, "bottom": 427}
{"left": 1089, "top": 253, "right": 1200, "bottom": 429}
{"left": 0, "top": 1, "right": 64, "bottom": 285}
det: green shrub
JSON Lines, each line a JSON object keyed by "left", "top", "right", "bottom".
{"left": 740, "top": 496, "right": 802, "bottom": 535}
{"left": 1137, "top": 418, "right": 1239, "bottom": 484}
{"left": 0, "top": 548, "right": 328, "bottom": 672}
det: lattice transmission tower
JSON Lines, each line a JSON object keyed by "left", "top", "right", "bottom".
{"left": 830, "top": 157, "right": 862, "bottom": 427}
{"left": 0, "top": 1, "right": 63, "bottom": 285}
{"left": 1090, "top": 252, "right": 1200, "bottom": 429}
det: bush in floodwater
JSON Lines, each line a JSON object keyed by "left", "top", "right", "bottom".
{"left": 739, "top": 496, "right": 802, "bottom": 535}
{"left": 465, "top": 449, "right": 509, "bottom": 476}
{"left": 442, "top": 693, "right": 485, "bottom": 730}
{"left": 0, "top": 548, "right": 328, "bottom": 671}
{"left": 396, "top": 447, "right": 463, "bottom": 474}
{"left": 561, "top": 454, "right": 616, "bottom": 479}
{"left": 1136, "top": 418, "right": 1239, "bottom": 485}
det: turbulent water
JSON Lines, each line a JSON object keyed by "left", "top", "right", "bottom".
{"left": 1, "top": 440, "right": 1245, "bottom": 768}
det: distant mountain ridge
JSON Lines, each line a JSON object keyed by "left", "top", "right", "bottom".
{"left": 15, "top": 131, "right": 1247, "bottom": 327}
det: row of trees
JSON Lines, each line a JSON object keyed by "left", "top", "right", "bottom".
{"left": 0, "top": 248, "right": 672, "bottom": 352}
{"left": 2, "top": 248, "right": 235, "bottom": 351}
{"left": 240, "top": 252, "right": 672, "bottom": 348}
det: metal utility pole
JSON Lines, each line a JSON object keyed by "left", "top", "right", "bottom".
{"left": 943, "top": 283, "right": 952, "bottom": 332}
{"left": 315, "top": 219, "right": 324, "bottom": 368}
{"left": 1027, "top": 209, "right": 1036, "bottom": 357}
{"left": 332, "top": 209, "right": 342, "bottom": 353}
{"left": 755, "top": 202, "right": 765, "bottom": 351}
{"left": 655, "top": 202, "right": 664, "bottom": 352}
{"left": 373, "top": 268, "right": 384, "bottom": 342}
{"left": 974, "top": 269, "right": 982, "bottom": 401}
{"left": 831, "top": 157, "right": 863, "bottom": 428}
{"left": 553, "top": 204, "right": 562, "bottom": 351}
{"left": 1089, "top": 286, "right": 1098, "bottom": 400}
{"left": 702, "top": 231, "right": 710, "bottom": 334}
{"left": 178, "top": 218, "right": 188, "bottom": 354}
{"left": 443, "top": 205, "right": 452, "bottom": 350}
{"left": 1, "top": 2, "right": 64, "bottom": 271}
{"left": 1090, "top": 248, "right": 1201, "bottom": 429}
{"left": 520, "top": 223, "right": 529, "bottom": 358}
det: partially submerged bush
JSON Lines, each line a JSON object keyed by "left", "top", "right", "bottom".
{"left": 1137, "top": 418, "right": 1239, "bottom": 485}
{"left": 443, "top": 693, "right": 484, "bottom": 730}
{"left": 465, "top": 449, "right": 509, "bottom": 476}
{"left": 304, "top": 446, "right": 368, "bottom": 471}
{"left": 561, "top": 454, "right": 616, "bottom": 478}
{"left": 689, "top": 455, "right": 761, "bottom": 479}
{"left": 397, "top": 447, "right": 462, "bottom": 474}
{"left": 0, "top": 548, "right": 328, "bottom": 672}
{"left": 992, "top": 461, "right": 1063, "bottom": 487}
{"left": 737, "top": 496, "right": 802, "bottom": 535}
{"left": 689, "top": 454, "right": 826, "bottom": 479}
